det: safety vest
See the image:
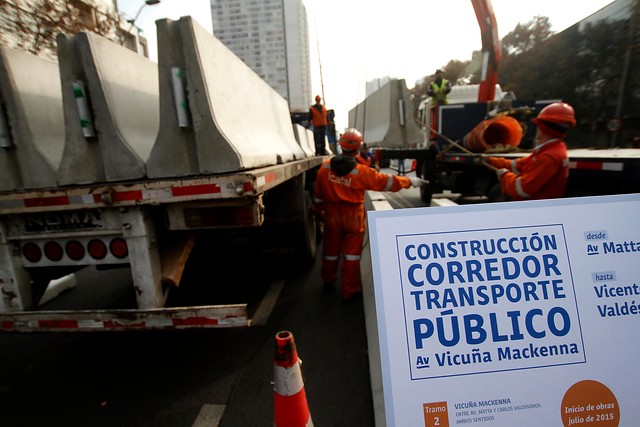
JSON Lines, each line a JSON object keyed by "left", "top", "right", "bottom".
{"left": 310, "top": 104, "right": 328, "bottom": 128}
{"left": 430, "top": 79, "right": 449, "bottom": 106}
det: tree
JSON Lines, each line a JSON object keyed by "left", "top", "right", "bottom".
{"left": 0, "top": 0, "right": 120, "bottom": 58}
{"left": 501, "top": 16, "right": 553, "bottom": 55}
{"left": 442, "top": 59, "right": 470, "bottom": 85}
{"left": 498, "top": 16, "right": 555, "bottom": 97}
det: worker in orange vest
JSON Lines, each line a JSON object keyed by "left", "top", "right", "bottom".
{"left": 309, "top": 95, "right": 328, "bottom": 155}
{"left": 356, "top": 142, "right": 373, "bottom": 167}
{"left": 485, "top": 102, "right": 576, "bottom": 200}
{"left": 312, "top": 128, "right": 427, "bottom": 300}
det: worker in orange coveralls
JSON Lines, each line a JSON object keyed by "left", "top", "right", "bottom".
{"left": 312, "top": 128, "right": 427, "bottom": 300}
{"left": 356, "top": 142, "right": 373, "bottom": 167}
{"left": 485, "top": 102, "right": 576, "bottom": 200}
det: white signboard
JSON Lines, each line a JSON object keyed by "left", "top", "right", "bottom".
{"left": 367, "top": 194, "right": 640, "bottom": 427}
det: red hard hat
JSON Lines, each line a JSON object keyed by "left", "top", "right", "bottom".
{"left": 339, "top": 128, "right": 363, "bottom": 151}
{"left": 315, "top": 95, "right": 321, "bottom": 102}
{"left": 532, "top": 102, "right": 576, "bottom": 137}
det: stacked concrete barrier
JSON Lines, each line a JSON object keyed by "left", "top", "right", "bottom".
{"left": 348, "top": 78, "right": 423, "bottom": 148}
{"left": 56, "top": 32, "right": 159, "bottom": 185}
{"left": 0, "top": 47, "right": 65, "bottom": 191}
{"left": 292, "top": 124, "right": 316, "bottom": 157}
{"left": 147, "top": 16, "right": 306, "bottom": 179}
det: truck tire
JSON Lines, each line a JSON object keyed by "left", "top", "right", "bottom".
{"left": 419, "top": 159, "right": 435, "bottom": 205}
{"left": 258, "top": 175, "right": 318, "bottom": 270}
{"left": 487, "top": 183, "right": 507, "bottom": 202}
{"left": 300, "top": 191, "right": 318, "bottom": 266}
{"left": 420, "top": 182, "right": 434, "bottom": 205}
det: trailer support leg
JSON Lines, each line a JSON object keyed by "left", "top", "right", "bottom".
{"left": 121, "top": 207, "right": 167, "bottom": 309}
{"left": 0, "top": 222, "right": 32, "bottom": 312}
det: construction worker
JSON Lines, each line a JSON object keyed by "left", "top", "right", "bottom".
{"left": 485, "top": 102, "right": 576, "bottom": 200}
{"left": 327, "top": 109, "right": 338, "bottom": 154}
{"left": 309, "top": 95, "right": 328, "bottom": 155}
{"left": 427, "top": 69, "right": 452, "bottom": 144}
{"left": 428, "top": 69, "right": 452, "bottom": 107}
{"left": 357, "top": 142, "right": 373, "bottom": 167}
{"left": 312, "top": 128, "right": 427, "bottom": 301}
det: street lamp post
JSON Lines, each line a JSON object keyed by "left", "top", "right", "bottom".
{"left": 126, "top": 0, "right": 161, "bottom": 34}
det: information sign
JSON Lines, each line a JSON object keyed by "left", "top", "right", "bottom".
{"left": 367, "top": 194, "right": 640, "bottom": 427}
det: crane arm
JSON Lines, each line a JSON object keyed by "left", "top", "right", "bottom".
{"left": 471, "top": 0, "right": 502, "bottom": 102}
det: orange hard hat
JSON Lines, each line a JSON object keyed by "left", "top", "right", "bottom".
{"left": 339, "top": 128, "right": 363, "bottom": 151}
{"left": 532, "top": 102, "right": 576, "bottom": 137}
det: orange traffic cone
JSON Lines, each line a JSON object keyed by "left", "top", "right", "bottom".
{"left": 273, "top": 331, "right": 313, "bottom": 427}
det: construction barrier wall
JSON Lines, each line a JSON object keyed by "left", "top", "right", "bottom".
{"left": 0, "top": 47, "right": 65, "bottom": 191}
{"left": 1, "top": 17, "right": 310, "bottom": 192}
{"left": 348, "top": 78, "right": 423, "bottom": 149}
{"left": 292, "top": 124, "right": 316, "bottom": 157}
{"left": 147, "top": 16, "right": 306, "bottom": 178}
{"left": 56, "top": 32, "right": 159, "bottom": 185}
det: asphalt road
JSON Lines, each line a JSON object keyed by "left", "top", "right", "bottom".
{"left": 0, "top": 226, "right": 377, "bottom": 427}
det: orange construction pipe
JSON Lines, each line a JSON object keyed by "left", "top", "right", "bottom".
{"left": 463, "top": 115, "right": 523, "bottom": 153}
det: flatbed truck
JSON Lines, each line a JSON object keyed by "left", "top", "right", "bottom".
{"left": 0, "top": 17, "right": 324, "bottom": 332}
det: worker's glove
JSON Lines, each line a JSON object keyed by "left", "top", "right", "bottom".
{"left": 410, "top": 177, "right": 428, "bottom": 188}
{"left": 496, "top": 168, "right": 508, "bottom": 180}
{"left": 486, "top": 157, "right": 500, "bottom": 166}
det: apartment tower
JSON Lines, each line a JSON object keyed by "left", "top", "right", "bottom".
{"left": 210, "top": 0, "right": 312, "bottom": 112}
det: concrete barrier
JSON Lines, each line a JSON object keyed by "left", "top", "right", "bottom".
{"left": 348, "top": 78, "right": 423, "bottom": 149}
{"left": 292, "top": 124, "right": 316, "bottom": 157}
{"left": 0, "top": 47, "right": 65, "bottom": 190}
{"left": 147, "top": 17, "right": 306, "bottom": 178}
{"left": 56, "top": 32, "right": 159, "bottom": 184}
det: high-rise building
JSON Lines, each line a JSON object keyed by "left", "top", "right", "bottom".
{"left": 210, "top": 0, "right": 312, "bottom": 112}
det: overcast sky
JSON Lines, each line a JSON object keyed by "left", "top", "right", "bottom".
{"left": 117, "top": 0, "right": 616, "bottom": 131}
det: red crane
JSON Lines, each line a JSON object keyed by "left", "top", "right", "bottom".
{"left": 471, "top": 0, "right": 502, "bottom": 102}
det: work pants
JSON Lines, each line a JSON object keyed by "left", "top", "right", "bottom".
{"left": 321, "top": 202, "right": 365, "bottom": 300}
{"left": 313, "top": 126, "right": 327, "bottom": 155}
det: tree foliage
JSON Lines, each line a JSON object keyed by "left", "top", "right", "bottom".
{"left": 499, "top": 17, "right": 638, "bottom": 146}
{"left": 501, "top": 16, "right": 553, "bottom": 55}
{"left": 0, "top": 0, "right": 120, "bottom": 58}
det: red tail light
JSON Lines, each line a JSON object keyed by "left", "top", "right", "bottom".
{"left": 110, "top": 238, "right": 128, "bottom": 259}
{"left": 44, "top": 241, "right": 64, "bottom": 261}
{"left": 87, "top": 239, "right": 107, "bottom": 260}
{"left": 23, "top": 242, "right": 42, "bottom": 263}
{"left": 65, "top": 240, "right": 85, "bottom": 261}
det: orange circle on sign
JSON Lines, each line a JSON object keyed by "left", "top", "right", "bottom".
{"left": 561, "top": 380, "right": 619, "bottom": 427}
